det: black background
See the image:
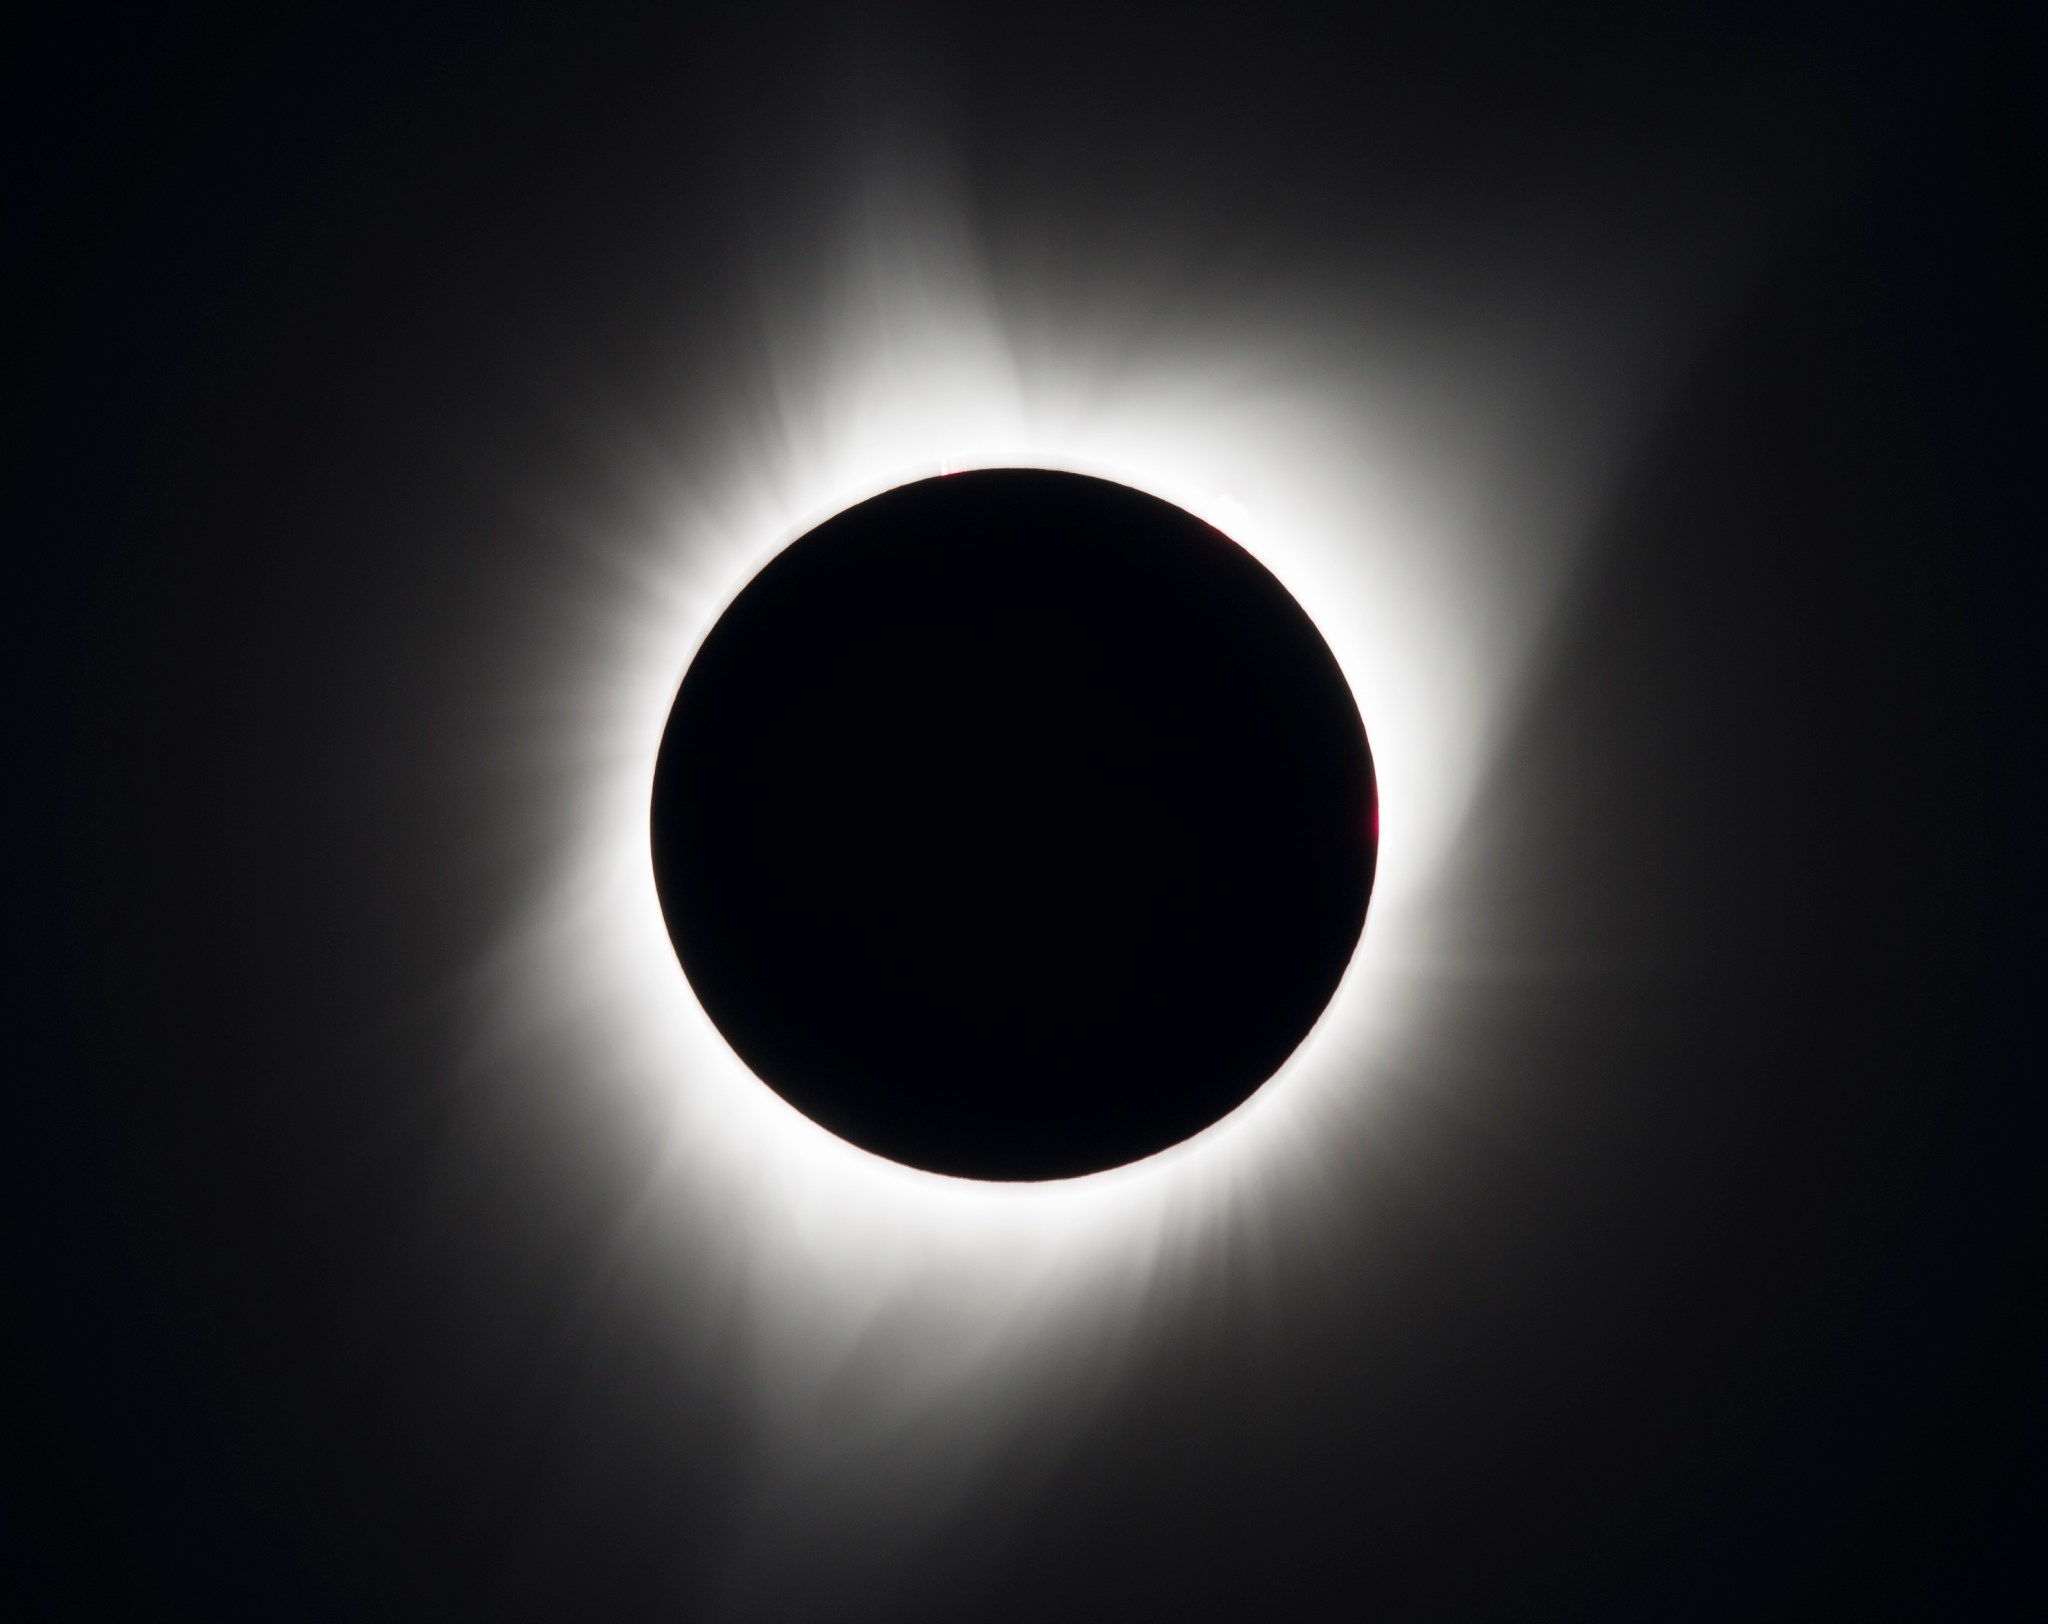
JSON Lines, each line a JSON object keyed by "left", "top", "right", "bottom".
{"left": 32, "top": 6, "right": 2030, "bottom": 1620}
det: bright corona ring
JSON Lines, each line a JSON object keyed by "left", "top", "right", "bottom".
{"left": 650, "top": 469, "right": 1378, "bottom": 1181}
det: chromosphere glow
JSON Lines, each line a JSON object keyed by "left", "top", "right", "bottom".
{"left": 461, "top": 137, "right": 1731, "bottom": 1602}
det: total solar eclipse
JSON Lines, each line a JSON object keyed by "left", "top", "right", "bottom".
{"left": 651, "top": 470, "right": 1377, "bottom": 1180}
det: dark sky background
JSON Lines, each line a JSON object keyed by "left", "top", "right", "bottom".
{"left": 36, "top": 7, "right": 2030, "bottom": 1620}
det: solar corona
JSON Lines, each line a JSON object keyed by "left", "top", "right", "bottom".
{"left": 482, "top": 167, "right": 1609, "bottom": 1587}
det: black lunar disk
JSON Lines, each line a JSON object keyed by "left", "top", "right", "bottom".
{"left": 652, "top": 470, "right": 1376, "bottom": 1180}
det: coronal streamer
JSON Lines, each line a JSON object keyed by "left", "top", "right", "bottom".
{"left": 464, "top": 128, "right": 1746, "bottom": 1605}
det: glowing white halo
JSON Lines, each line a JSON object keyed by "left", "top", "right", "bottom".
{"left": 465, "top": 147, "right": 1681, "bottom": 1596}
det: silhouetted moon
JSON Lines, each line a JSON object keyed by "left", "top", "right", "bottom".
{"left": 652, "top": 470, "right": 1376, "bottom": 1180}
